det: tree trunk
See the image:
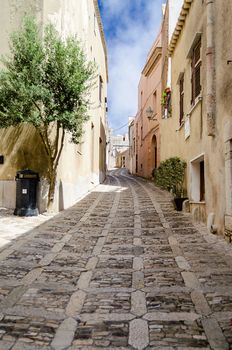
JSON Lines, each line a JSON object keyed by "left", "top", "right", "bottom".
{"left": 47, "top": 168, "right": 56, "bottom": 212}
{"left": 37, "top": 124, "right": 65, "bottom": 213}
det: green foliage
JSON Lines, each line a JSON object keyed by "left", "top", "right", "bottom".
{"left": 154, "top": 157, "right": 187, "bottom": 197}
{"left": 0, "top": 16, "right": 96, "bottom": 143}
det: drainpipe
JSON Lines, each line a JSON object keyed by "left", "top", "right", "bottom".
{"left": 206, "top": 0, "right": 216, "bottom": 136}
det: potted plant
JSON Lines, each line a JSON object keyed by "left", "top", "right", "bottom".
{"left": 172, "top": 184, "right": 188, "bottom": 211}
{"left": 154, "top": 157, "right": 188, "bottom": 211}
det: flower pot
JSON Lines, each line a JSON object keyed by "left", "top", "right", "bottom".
{"left": 174, "top": 197, "right": 188, "bottom": 211}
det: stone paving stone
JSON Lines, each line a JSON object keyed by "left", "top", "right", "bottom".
{"left": 146, "top": 291, "right": 196, "bottom": 313}
{"left": 0, "top": 262, "right": 34, "bottom": 282}
{"left": 73, "top": 320, "right": 129, "bottom": 348}
{"left": 96, "top": 256, "right": 133, "bottom": 269}
{"left": 133, "top": 257, "right": 143, "bottom": 271}
{"left": 106, "top": 234, "right": 133, "bottom": 245}
{"left": 202, "top": 318, "right": 229, "bottom": 350}
{"left": 144, "top": 270, "right": 185, "bottom": 288}
{"left": 36, "top": 267, "right": 82, "bottom": 285}
{"left": 51, "top": 317, "right": 77, "bottom": 350}
{"left": 15, "top": 285, "right": 75, "bottom": 313}
{"left": 148, "top": 319, "right": 209, "bottom": 348}
{"left": 90, "top": 270, "right": 132, "bottom": 288}
{"left": 205, "top": 291, "right": 232, "bottom": 312}
{"left": 12, "top": 343, "right": 52, "bottom": 350}
{"left": 141, "top": 228, "right": 166, "bottom": 236}
{"left": 128, "top": 319, "right": 149, "bottom": 350}
{"left": 0, "top": 340, "right": 15, "bottom": 350}
{"left": 101, "top": 244, "right": 135, "bottom": 255}
{"left": 49, "top": 252, "right": 89, "bottom": 269}
{"left": 143, "top": 256, "right": 178, "bottom": 269}
{"left": 0, "top": 170, "right": 231, "bottom": 349}
{"left": 81, "top": 291, "right": 131, "bottom": 314}
{"left": 131, "top": 290, "right": 147, "bottom": 316}
{"left": 0, "top": 314, "right": 59, "bottom": 345}
{"left": 197, "top": 271, "right": 232, "bottom": 288}
{"left": 141, "top": 235, "right": 169, "bottom": 245}
{"left": 191, "top": 290, "right": 211, "bottom": 316}
{"left": 2, "top": 306, "right": 66, "bottom": 322}
{"left": 143, "top": 244, "right": 173, "bottom": 255}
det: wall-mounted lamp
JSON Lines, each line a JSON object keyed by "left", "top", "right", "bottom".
{"left": 146, "top": 106, "right": 157, "bottom": 121}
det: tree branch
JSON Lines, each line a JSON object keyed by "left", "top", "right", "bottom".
{"left": 53, "top": 121, "right": 60, "bottom": 160}
{"left": 32, "top": 100, "right": 41, "bottom": 113}
{"left": 54, "top": 128, "right": 65, "bottom": 170}
{"left": 43, "top": 122, "right": 52, "bottom": 159}
{"left": 38, "top": 128, "right": 50, "bottom": 157}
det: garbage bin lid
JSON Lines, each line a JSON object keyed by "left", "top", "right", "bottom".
{"left": 16, "top": 169, "right": 39, "bottom": 180}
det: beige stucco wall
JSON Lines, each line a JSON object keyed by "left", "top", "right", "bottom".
{"left": 0, "top": 0, "right": 108, "bottom": 211}
{"left": 132, "top": 32, "right": 163, "bottom": 178}
{"left": 160, "top": 0, "right": 232, "bottom": 237}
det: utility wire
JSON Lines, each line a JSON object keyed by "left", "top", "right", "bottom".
{"left": 112, "top": 122, "right": 128, "bottom": 132}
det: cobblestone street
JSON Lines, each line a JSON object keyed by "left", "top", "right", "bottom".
{"left": 0, "top": 169, "right": 232, "bottom": 350}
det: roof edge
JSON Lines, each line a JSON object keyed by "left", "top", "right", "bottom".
{"left": 93, "top": 0, "right": 108, "bottom": 82}
{"left": 169, "top": 0, "right": 193, "bottom": 56}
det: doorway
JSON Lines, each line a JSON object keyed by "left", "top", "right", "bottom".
{"left": 151, "top": 135, "right": 157, "bottom": 170}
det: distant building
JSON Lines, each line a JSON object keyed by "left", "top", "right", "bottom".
{"left": 0, "top": 0, "right": 108, "bottom": 212}
{"left": 130, "top": 12, "right": 163, "bottom": 178}
{"left": 107, "top": 132, "right": 129, "bottom": 169}
{"left": 128, "top": 117, "right": 135, "bottom": 174}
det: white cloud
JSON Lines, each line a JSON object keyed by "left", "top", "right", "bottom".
{"left": 100, "top": 0, "right": 165, "bottom": 134}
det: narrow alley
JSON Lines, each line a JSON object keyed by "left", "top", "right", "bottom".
{"left": 0, "top": 170, "right": 231, "bottom": 350}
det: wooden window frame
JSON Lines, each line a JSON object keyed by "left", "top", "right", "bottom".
{"left": 191, "top": 39, "right": 201, "bottom": 105}
{"left": 179, "top": 75, "right": 184, "bottom": 125}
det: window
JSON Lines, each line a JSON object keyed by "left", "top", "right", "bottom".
{"left": 200, "top": 160, "right": 205, "bottom": 201}
{"left": 190, "top": 154, "right": 205, "bottom": 202}
{"left": 153, "top": 91, "right": 157, "bottom": 116}
{"left": 99, "top": 76, "right": 103, "bottom": 103}
{"left": 179, "top": 75, "right": 184, "bottom": 124}
{"left": 140, "top": 125, "right": 143, "bottom": 146}
{"left": 191, "top": 40, "right": 201, "bottom": 104}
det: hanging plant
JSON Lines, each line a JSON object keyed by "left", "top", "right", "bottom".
{"left": 161, "top": 87, "right": 172, "bottom": 117}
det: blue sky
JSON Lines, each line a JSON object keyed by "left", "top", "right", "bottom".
{"left": 98, "top": 0, "right": 165, "bottom": 134}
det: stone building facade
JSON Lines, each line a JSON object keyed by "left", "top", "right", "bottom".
{"left": 130, "top": 1, "right": 183, "bottom": 179}
{"left": 0, "top": 0, "right": 108, "bottom": 212}
{"left": 131, "top": 30, "right": 163, "bottom": 178}
{"left": 107, "top": 133, "right": 129, "bottom": 170}
{"left": 161, "top": 0, "right": 232, "bottom": 239}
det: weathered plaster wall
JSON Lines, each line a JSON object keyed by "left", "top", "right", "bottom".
{"left": 160, "top": 0, "right": 232, "bottom": 237}
{"left": 0, "top": 0, "right": 108, "bottom": 212}
{"left": 133, "top": 32, "right": 162, "bottom": 178}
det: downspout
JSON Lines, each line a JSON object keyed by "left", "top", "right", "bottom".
{"left": 206, "top": 0, "right": 216, "bottom": 136}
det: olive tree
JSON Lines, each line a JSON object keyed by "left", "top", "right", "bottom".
{"left": 0, "top": 17, "right": 96, "bottom": 210}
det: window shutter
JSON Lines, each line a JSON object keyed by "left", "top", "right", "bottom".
{"left": 191, "top": 40, "right": 201, "bottom": 104}
{"left": 179, "top": 76, "right": 184, "bottom": 124}
{"left": 195, "top": 63, "right": 201, "bottom": 97}
{"left": 194, "top": 42, "right": 201, "bottom": 64}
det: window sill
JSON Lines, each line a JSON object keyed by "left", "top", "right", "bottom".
{"left": 187, "top": 96, "right": 202, "bottom": 117}
{"left": 189, "top": 201, "right": 205, "bottom": 205}
{"left": 176, "top": 120, "right": 185, "bottom": 131}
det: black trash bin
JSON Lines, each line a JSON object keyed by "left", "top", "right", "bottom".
{"left": 14, "top": 169, "right": 39, "bottom": 216}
